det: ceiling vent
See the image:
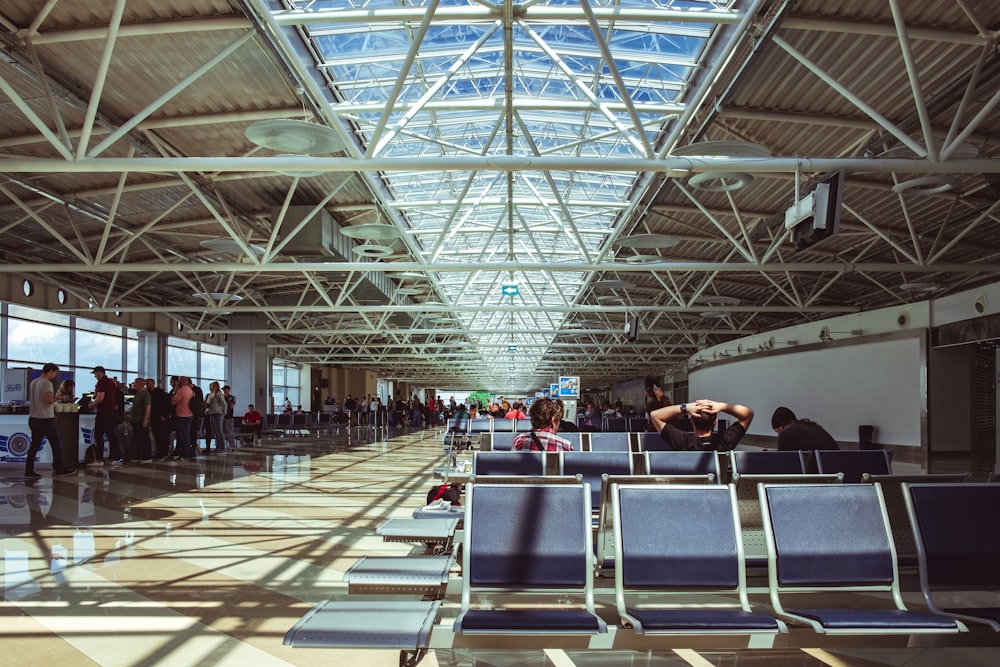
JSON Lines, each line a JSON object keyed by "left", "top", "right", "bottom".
{"left": 271, "top": 207, "right": 353, "bottom": 259}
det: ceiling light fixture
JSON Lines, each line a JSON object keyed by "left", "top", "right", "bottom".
{"left": 192, "top": 291, "right": 243, "bottom": 303}
{"left": 695, "top": 295, "right": 741, "bottom": 306}
{"left": 245, "top": 119, "right": 346, "bottom": 154}
{"left": 352, "top": 244, "right": 394, "bottom": 258}
{"left": 341, "top": 223, "right": 403, "bottom": 241}
{"left": 672, "top": 140, "right": 770, "bottom": 192}
{"left": 891, "top": 175, "right": 960, "bottom": 195}
{"left": 899, "top": 281, "right": 941, "bottom": 293}
{"left": 616, "top": 233, "right": 680, "bottom": 249}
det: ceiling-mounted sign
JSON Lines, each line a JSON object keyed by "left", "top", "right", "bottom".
{"left": 501, "top": 284, "right": 519, "bottom": 296}
{"left": 507, "top": 344, "right": 517, "bottom": 352}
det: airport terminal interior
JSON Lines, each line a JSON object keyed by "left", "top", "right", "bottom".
{"left": 2, "top": 0, "right": 1000, "bottom": 665}
{"left": 2, "top": 423, "right": 999, "bottom": 667}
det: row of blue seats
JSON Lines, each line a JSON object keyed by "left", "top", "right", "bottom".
{"left": 285, "top": 481, "right": 1000, "bottom": 662}
{"left": 445, "top": 416, "right": 650, "bottom": 435}
{"left": 467, "top": 448, "right": 973, "bottom": 569}
{"left": 472, "top": 447, "right": 894, "bottom": 483}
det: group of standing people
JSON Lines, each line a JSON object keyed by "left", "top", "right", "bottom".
{"left": 24, "top": 364, "right": 241, "bottom": 477}
{"left": 163, "top": 376, "right": 237, "bottom": 462}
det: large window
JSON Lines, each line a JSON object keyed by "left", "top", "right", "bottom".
{"left": 6, "top": 304, "right": 70, "bottom": 367}
{"left": 76, "top": 329, "right": 123, "bottom": 375}
{"left": 1, "top": 301, "right": 227, "bottom": 395}
{"left": 166, "top": 337, "right": 228, "bottom": 390}
{"left": 272, "top": 359, "right": 301, "bottom": 412}
{"left": 200, "top": 343, "right": 226, "bottom": 385}
{"left": 166, "top": 337, "right": 198, "bottom": 379}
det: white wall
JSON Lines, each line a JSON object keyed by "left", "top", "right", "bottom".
{"left": 690, "top": 333, "right": 924, "bottom": 447}
{"left": 931, "top": 282, "right": 1000, "bottom": 326}
{"left": 679, "top": 281, "right": 1000, "bottom": 455}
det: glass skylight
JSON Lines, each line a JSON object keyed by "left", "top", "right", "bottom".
{"left": 272, "top": 0, "right": 736, "bottom": 389}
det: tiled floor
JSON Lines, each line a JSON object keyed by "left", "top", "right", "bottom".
{"left": 2, "top": 427, "right": 998, "bottom": 666}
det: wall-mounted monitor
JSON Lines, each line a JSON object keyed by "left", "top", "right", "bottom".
{"left": 558, "top": 376, "right": 580, "bottom": 398}
{"left": 786, "top": 170, "right": 844, "bottom": 251}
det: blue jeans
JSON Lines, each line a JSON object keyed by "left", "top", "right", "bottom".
{"left": 208, "top": 412, "right": 225, "bottom": 450}
{"left": 175, "top": 416, "right": 193, "bottom": 458}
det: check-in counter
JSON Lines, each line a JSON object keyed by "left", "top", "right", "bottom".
{"left": 0, "top": 411, "right": 96, "bottom": 468}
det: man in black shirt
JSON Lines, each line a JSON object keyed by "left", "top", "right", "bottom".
{"left": 649, "top": 399, "right": 754, "bottom": 451}
{"left": 146, "top": 378, "right": 172, "bottom": 460}
{"left": 771, "top": 406, "right": 839, "bottom": 451}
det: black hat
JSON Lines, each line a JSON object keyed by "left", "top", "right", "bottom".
{"left": 91, "top": 365, "right": 106, "bottom": 374}
{"left": 771, "top": 406, "right": 796, "bottom": 430}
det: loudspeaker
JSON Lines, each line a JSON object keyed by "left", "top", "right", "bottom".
{"left": 627, "top": 315, "right": 639, "bottom": 342}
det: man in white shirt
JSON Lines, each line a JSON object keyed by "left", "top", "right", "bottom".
{"left": 26, "top": 363, "right": 76, "bottom": 478}
{"left": 359, "top": 396, "right": 368, "bottom": 425}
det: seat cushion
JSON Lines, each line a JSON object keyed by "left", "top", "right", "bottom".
{"left": 456, "top": 608, "right": 607, "bottom": 633}
{"left": 790, "top": 608, "right": 960, "bottom": 630}
{"left": 629, "top": 608, "right": 780, "bottom": 632}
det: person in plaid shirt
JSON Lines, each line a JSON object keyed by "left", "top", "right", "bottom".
{"left": 512, "top": 398, "right": 574, "bottom": 452}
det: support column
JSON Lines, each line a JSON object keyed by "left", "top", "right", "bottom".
{"left": 138, "top": 330, "right": 167, "bottom": 381}
{"left": 228, "top": 315, "right": 270, "bottom": 416}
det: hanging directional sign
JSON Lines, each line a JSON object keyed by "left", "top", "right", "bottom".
{"left": 507, "top": 344, "right": 518, "bottom": 351}
{"left": 501, "top": 284, "right": 519, "bottom": 296}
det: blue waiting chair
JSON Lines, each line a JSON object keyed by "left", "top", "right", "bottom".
{"left": 487, "top": 432, "right": 517, "bottom": 451}
{"left": 472, "top": 450, "right": 545, "bottom": 477}
{"left": 558, "top": 431, "right": 583, "bottom": 450}
{"left": 559, "top": 450, "right": 633, "bottom": 513}
{"left": 904, "top": 482, "right": 1000, "bottom": 631}
{"left": 613, "top": 483, "right": 785, "bottom": 637}
{"left": 863, "top": 473, "right": 970, "bottom": 567}
{"left": 588, "top": 431, "right": 631, "bottom": 452}
{"left": 644, "top": 450, "right": 722, "bottom": 481}
{"left": 637, "top": 431, "right": 670, "bottom": 452}
{"left": 595, "top": 472, "right": 716, "bottom": 574}
{"left": 454, "top": 482, "right": 607, "bottom": 635}
{"left": 759, "top": 483, "right": 965, "bottom": 635}
{"left": 815, "top": 449, "right": 891, "bottom": 483}
{"left": 731, "top": 450, "right": 805, "bottom": 475}
{"left": 490, "top": 418, "right": 516, "bottom": 433}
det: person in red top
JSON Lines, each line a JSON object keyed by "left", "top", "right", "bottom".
{"left": 504, "top": 401, "right": 527, "bottom": 420}
{"left": 89, "top": 366, "right": 123, "bottom": 466}
{"left": 241, "top": 404, "right": 263, "bottom": 444}
{"left": 242, "top": 404, "right": 262, "bottom": 428}
{"left": 512, "top": 398, "right": 573, "bottom": 452}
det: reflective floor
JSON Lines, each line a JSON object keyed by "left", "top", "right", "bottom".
{"left": 2, "top": 427, "right": 998, "bottom": 667}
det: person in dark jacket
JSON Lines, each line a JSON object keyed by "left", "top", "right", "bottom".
{"left": 771, "top": 406, "right": 839, "bottom": 452}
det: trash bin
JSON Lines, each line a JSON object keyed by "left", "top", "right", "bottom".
{"left": 858, "top": 424, "right": 875, "bottom": 450}
{"left": 55, "top": 409, "right": 81, "bottom": 467}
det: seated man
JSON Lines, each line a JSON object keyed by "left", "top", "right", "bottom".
{"left": 771, "top": 406, "right": 838, "bottom": 451}
{"left": 242, "top": 404, "right": 263, "bottom": 434}
{"left": 512, "top": 398, "right": 574, "bottom": 452}
{"left": 649, "top": 399, "right": 753, "bottom": 451}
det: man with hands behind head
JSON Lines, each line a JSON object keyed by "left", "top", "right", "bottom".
{"left": 649, "top": 399, "right": 753, "bottom": 451}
